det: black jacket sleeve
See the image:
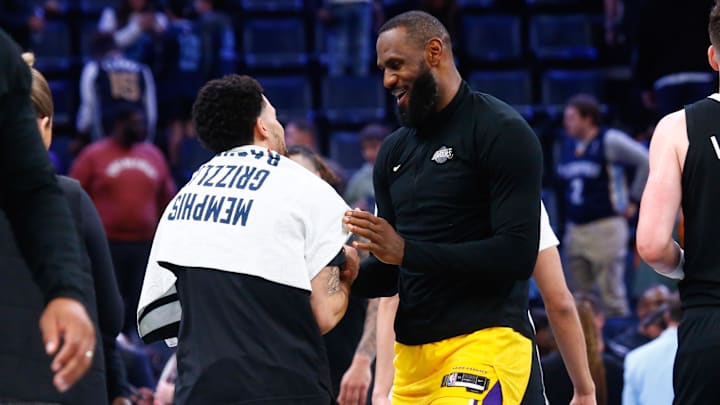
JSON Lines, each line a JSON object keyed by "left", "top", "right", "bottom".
{"left": 402, "top": 117, "right": 542, "bottom": 280}
{"left": 0, "top": 29, "right": 89, "bottom": 304}
{"left": 351, "top": 137, "right": 399, "bottom": 298}
{"left": 77, "top": 183, "right": 124, "bottom": 335}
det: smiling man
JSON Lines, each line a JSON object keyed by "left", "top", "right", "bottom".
{"left": 343, "top": 10, "right": 546, "bottom": 405}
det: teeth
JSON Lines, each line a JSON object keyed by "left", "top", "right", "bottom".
{"left": 392, "top": 89, "right": 407, "bottom": 98}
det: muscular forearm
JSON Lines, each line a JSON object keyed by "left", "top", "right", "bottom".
{"left": 547, "top": 298, "right": 596, "bottom": 397}
{"left": 355, "top": 298, "right": 379, "bottom": 359}
{"left": 640, "top": 239, "right": 682, "bottom": 274}
{"left": 373, "top": 295, "right": 398, "bottom": 400}
{"left": 311, "top": 266, "right": 352, "bottom": 334}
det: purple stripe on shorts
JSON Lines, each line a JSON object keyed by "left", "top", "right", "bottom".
{"left": 482, "top": 382, "right": 502, "bottom": 405}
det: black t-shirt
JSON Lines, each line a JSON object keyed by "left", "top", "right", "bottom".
{"left": 171, "top": 265, "right": 334, "bottom": 405}
{"left": 353, "top": 82, "right": 543, "bottom": 345}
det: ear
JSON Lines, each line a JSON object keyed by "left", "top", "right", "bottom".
{"left": 709, "top": 45, "right": 719, "bottom": 72}
{"left": 39, "top": 116, "right": 53, "bottom": 149}
{"left": 253, "top": 116, "right": 269, "bottom": 144}
{"left": 40, "top": 115, "right": 51, "bottom": 131}
{"left": 425, "top": 38, "right": 443, "bottom": 67}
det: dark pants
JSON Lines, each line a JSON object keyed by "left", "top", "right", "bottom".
{"left": 673, "top": 307, "right": 720, "bottom": 404}
{"left": 109, "top": 240, "right": 153, "bottom": 337}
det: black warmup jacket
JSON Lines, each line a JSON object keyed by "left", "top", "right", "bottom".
{"left": 353, "top": 82, "right": 543, "bottom": 345}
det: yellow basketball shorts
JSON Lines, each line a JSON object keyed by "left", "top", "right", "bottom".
{"left": 392, "top": 327, "right": 539, "bottom": 405}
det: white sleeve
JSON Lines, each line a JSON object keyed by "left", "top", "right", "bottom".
{"left": 142, "top": 65, "right": 157, "bottom": 142}
{"left": 77, "top": 62, "right": 98, "bottom": 134}
{"left": 98, "top": 8, "right": 117, "bottom": 32}
{"left": 298, "top": 175, "right": 351, "bottom": 280}
{"left": 538, "top": 201, "right": 559, "bottom": 252}
{"left": 112, "top": 14, "right": 143, "bottom": 48}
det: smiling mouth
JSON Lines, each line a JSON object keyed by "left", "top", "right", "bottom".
{"left": 392, "top": 89, "right": 408, "bottom": 105}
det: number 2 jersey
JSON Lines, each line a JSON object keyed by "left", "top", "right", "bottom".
{"left": 557, "top": 127, "right": 649, "bottom": 224}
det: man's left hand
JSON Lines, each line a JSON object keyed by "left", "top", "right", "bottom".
{"left": 343, "top": 210, "right": 404, "bottom": 265}
{"left": 337, "top": 354, "right": 372, "bottom": 405}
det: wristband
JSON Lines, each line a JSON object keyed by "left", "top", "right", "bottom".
{"left": 655, "top": 243, "right": 684, "bottom": 280}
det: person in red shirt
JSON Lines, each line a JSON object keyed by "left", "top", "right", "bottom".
{"left": 71, "top": 102, "right": 176, "bottom": 337}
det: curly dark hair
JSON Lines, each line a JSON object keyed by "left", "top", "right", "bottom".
{"left": 192, "top": 74, "right": 265, "bottom": 153}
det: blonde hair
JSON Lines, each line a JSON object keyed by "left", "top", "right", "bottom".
{"left": 576, "top": 296, "right": 607, "bottom": 405}
{"left": 21, "top": 52, "right": 54, "bottom": 119}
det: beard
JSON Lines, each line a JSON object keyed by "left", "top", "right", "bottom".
{"left": 396, "top": 65, "right": 439, "bottom": 128}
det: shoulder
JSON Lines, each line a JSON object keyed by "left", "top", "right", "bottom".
{"left": 469, "top": 91, "right": 534, "bottom": 138}
{"left": 57, "top": 175, "right": 82, "bottom": 191}
{"left": 75, "top": 141, "right": 107, "bottom": 160}
{"left": 138, "top": 142, "right": 168, "bottom": 160}
{"left": 649, "top": 109, "right": 687, "bottom": 151}
{"left": 604, "top": 127, "right": 633, "bottom": 141}
{"left": 469, "top": 91, "right": 525, "bottom": 122}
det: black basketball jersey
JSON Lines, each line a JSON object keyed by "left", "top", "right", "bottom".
{"left": 681, "top": 96, "right": 720, "bottom": 309}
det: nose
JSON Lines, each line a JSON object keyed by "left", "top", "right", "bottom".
{"left": 383, "top": 70, "right": 397, "bottom": 90}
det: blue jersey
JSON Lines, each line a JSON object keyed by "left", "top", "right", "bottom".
{"left": 96, "top": 56, "right": 149, "bottom": 112}
{"left": 78, "top": 55, "right": 156, "bottom": 140}
{"left": 557, "top": 128, "right": 626, "bottom": 224}
{"left": 156, "top": 19, "right": 205, "bottom": 98}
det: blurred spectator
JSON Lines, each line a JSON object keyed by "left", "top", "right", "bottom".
{"left": 70, "top": 102, "right": 176, "bottom": 338}
{"left": 98, "top": 0, "right": 168, "bottom": 63}
{"left": 0, "top": 0, "right": 63, "bottom": 49}
{"left": 634, "top": 0, "right": 716, "bottom": 118}
{"left": 154, "top": 353, "right": 177, "bottom": 405}
{"left": 288, "top": 144, "right": 343, "bottom": 190}
{"left": 286, "top": 119, "right": 347, "bottom": 192}
{"left": 318, "top": 0, "right": 373, "bottom": 76}
{"left": 76, "top": 33, "right": 157, "bottom": 146}
{"left": 344, "top": 122, "right": 389, "bottom": 210}
{"left": 607, "top": 285, "right": 670, "bottom": 360}
{"left": 542, "top": 293, "right": 624, "bottom": 405}
{"left": 193, "top": 0, "right": 236, "bottom": 79}
{"left": 530, "top": 307, "right": 557, "bottom": 358}
{"left": 116, "top": 335, "right": 157, "bottom": 402}
{"left": 557, "top": 94, "right": 649, "bottom": 317}
{"left": 286, "top": 119, "right": 320, "bottom": 150}
{"left": 622, "top": 295, "right": 681, "bottom": 405}
{"left": 154, "top": 0, "right": 206, "bottom": 169}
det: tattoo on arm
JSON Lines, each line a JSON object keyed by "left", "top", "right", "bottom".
{"left": 327, "top": 266, "right": 341, "bottom": 295}
{"left": 356, "top": 298, "right": 379, "bottom": 358}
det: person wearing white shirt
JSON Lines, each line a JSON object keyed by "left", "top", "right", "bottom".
{"left": 622, "top": 296, "right": 681, "bottom": 405}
